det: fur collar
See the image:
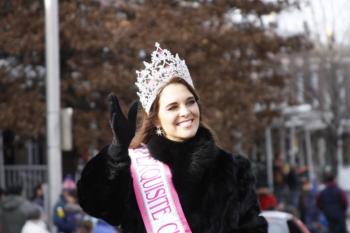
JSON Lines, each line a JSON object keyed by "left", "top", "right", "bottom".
{"left": 146, "top": 126, "right": 218, "bottom": 181}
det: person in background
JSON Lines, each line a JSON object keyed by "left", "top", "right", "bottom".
{"left": 75, "top": 220, "right": 93, "bottom": 233}
{"left": 62, "top": 175, "right": 77, "bottom": 190}
{"left": 31, "top": 183, "right": 44, "bottom": 209}
{"left": 92, "top": 219, "right": 117, "bottom": 233}
{"left": 298, "top": 179, "right": 324, "bottom": 233}
{"left": 21, "top": 206, "right": 50, "bottom": 233}
{"left": 257, "top": 186, "right": 278, "bottom": 211}
{"left": 53, "top": 177, "right": 83, "bottom": 233}
{"left": 0, "top": 184, "right": 38, "bottom": 233}
{"left": 0, "top": 187, "right": 4, "bottom": 201}
{"left": 285, "top": 165, "right": 301, "bottom": 207}
{"left": 317, "top": 171, "right": 348, "bottom": 233}
{"left": 273, "top": 154, "right": 286, "bottom": 204}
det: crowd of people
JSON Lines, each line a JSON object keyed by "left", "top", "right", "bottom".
{"left": 256, "top": 157, "right": 349, "bottom": 233}
{"left": 0, "top": 166, "right": 348, "bottom": 233}
{"left": 0, "top": 176, "right": 119, "bottom": 233}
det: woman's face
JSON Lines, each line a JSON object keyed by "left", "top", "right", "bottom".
{"left": 156, "top": 83, "right": 200, "bottom": 142}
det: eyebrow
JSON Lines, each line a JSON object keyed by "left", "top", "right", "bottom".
{"left": 165, "top": 96, "right": 195, "bottom": 108}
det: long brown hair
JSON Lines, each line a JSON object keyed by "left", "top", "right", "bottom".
{"left": 129, "top": 77, "right": 201, "bottom": 148}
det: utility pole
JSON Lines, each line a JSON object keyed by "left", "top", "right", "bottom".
{"left": 44, "top": 0, "right": 62, "bottom": 228}
{"left": 304, "top": 128, "right": 315, "bottom": 180}
{"left": 0, "top": 131, "right": 4, "bottom": 188}
{"left": 265, "top": 127, "right": 274, "bottom": 192}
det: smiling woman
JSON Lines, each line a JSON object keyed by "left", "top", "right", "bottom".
{"left": 151, "top": 79, "right": 200, "bottom": 142}
{"left": 77, "top": 42, "right": 268, "bottom": 233}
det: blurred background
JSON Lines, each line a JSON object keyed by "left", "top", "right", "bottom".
{"left": 1, "top": 0, "right": 350, "bottom": 232}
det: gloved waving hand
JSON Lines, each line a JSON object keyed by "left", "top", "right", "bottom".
{"left": 106, "top": 94, "right": 138, "bottom": 179}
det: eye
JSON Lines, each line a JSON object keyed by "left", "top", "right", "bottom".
{"left": 167, "top": 105, "right": 178, "bottom": 111}
{"left": 187, "top": 99, "right": 196, "bottom": 105}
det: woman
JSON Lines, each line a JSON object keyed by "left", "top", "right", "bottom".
{"left": 77, "top": 43, "right": 267, "bottom": 233}
{"left": 31, "top": 183, "right": 44, "bottom": 208}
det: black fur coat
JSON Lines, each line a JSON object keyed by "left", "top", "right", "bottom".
{"left": 77, "top": 127, "right": 267, "bottom": 233}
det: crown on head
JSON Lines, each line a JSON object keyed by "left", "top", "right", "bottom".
{"left": 135, "top": 42, "right": 194, "bottom": 114}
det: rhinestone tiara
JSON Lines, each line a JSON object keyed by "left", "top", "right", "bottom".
{"left": 135, "top": 42, "right": 194, "bottom": 114}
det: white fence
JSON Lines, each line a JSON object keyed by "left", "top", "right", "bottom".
{"left": 3, "top": 165, "right": 47, "bottom": 198}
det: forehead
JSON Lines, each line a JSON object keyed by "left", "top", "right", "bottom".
{"left": 158, "top": 83, "right": 193, "bottom": 106}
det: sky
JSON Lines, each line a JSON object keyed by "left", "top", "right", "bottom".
{"left": 276, "top": 0, "right": 350, "bottom": 45}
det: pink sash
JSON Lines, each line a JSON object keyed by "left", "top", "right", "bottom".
{"left": 129, "top": 145, "right": 192, "bottom": 233}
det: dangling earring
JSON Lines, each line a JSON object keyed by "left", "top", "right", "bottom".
{"left": 156, "top": 126, "right": 163, "bottom": 136}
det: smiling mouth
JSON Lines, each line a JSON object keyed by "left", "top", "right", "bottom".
{"left": 176, "top": 119, "right": 193, "bottom": 127}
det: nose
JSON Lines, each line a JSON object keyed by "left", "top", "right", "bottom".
{"left": 179, "top": 105, "right": 190, "bottom": 117}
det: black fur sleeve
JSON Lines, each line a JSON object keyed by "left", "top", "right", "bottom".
{"left": 77, "top": 145, "right": 132, "bottom": 226}
{"left": 234, "top": 155, "right": 268, "bottom": 233}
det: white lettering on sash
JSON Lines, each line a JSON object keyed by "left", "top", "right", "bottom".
{"left": 129, "top": 146, "right": 192, "bottom": 233}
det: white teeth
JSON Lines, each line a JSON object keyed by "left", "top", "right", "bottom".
{"left": 177, "top": 119, "right": 192, "bottom": 127}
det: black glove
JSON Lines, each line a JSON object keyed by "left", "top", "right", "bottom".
{"left": 108, "top": 94, "right": 138, "bottom": 148}
{"left": 106, "top": 94, "right": 138, "bottom": 178}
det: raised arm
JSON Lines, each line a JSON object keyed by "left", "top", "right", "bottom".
{"left": 77, "top": 95, "right": 138, "bottom": 225}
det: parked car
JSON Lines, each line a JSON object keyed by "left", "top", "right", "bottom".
{"left": 261, "top": 210, "right": 310, "bottom": 233}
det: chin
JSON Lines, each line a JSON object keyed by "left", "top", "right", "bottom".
{"left": 180, "top": 127, "right": 198, "bottom": 140}
{"left": 180, "top": 134, "right": 195, "bottom": 141}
